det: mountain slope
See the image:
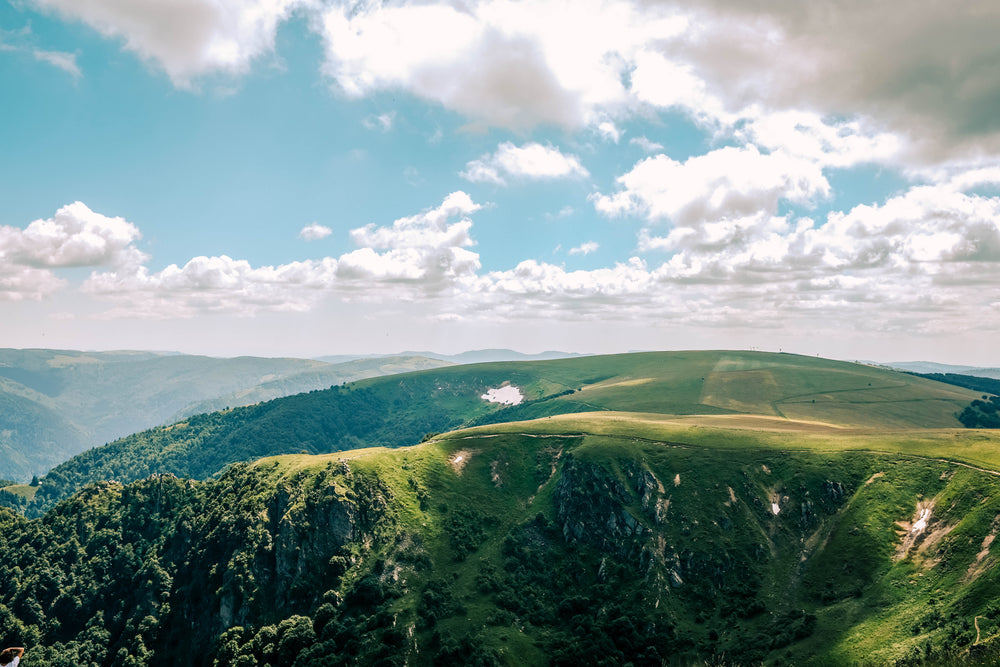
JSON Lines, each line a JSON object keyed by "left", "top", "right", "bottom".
{"left": 0, "top": 349, "right": 450, "bottom": 480}
{"left": 16, "top": 350, "right": 982, "bottom": 517}
{"left": 4, "top": 417, "right": 1000, "bottom": 665}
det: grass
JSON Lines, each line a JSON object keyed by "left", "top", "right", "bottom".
{"left": 1, "top": 484, "right": 38, "bottom": 500}
{"left": 232, "top": 401, "right": 1000, "bottom": 666}
{"left": 443, "top": 411, "right": 1000, "bottom": 473}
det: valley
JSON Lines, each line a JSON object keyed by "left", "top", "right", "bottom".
{"left": 1, "top": 350, "right": 999, "bottom": 665}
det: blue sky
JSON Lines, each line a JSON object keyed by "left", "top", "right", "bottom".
{"left": 2, "top": 0, "right": 1000, "bottom": 363}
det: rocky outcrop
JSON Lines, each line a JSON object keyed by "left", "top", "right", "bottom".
{"left": 554, "top": 455, "right": 646, "bottom": 558}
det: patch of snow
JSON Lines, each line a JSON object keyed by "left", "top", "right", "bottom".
{"left": 673, "top": 473, "right": 681, "bottom": 487}
{"left": 912, "top": 508, "right": 931, "bottom": 533}
{"left": 481, "top": 385, "right": 523, "bottom": 405}
{"left": 454, "top": 455, "right": 464, "bottom": 464}
{"left": 771, "top": 503, "right": 781, "bottom": 515}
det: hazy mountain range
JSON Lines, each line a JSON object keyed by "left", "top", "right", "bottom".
{"left": 0, "top": 349, "right": 450, "bottom": 481}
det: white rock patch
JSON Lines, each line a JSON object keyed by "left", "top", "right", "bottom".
{"left": 481, "top": 385, "right": 524, "bottom": 405}
{"left": 771, "top": 503, "right": 781, "bottom": 515}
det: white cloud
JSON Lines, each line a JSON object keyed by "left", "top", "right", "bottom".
{"left": 342, "top": 191, "right": 481, "bottom": 289}
{"left": 83, "top": 255, "right": 341, "bottom": 318}
{"left": 0, "top": 265, "right": 66, "bottom": 302}
{"left": 630, "top": 136, "right": 664, "bottom": 153}
{"left": 460, "top": 141, "right": 589, "bottom": 185}
{"left": 318, "top": 0, "right": 686, "bottom": 129}
{"left": 737, "top": 110, "right": 901, "bottom": 169}
{"left": 2, "top": 202, "right": 146, "bottom": 269}
{"left": 569, "top": 241, "right": 599, "bottom": 255}
{"left": 32, "top": 0, "right": 305, "bottom": 86}
{"left": 597, "top": 121, "right": 622, "bottom": 143}
{"left": 310, "top": 0, "right": 1000, "bottom": 164}
{"left": 0, "top": 202, "right": 146, "bottom": 301}
{"left": 593, "top": 144, "right": 829, "bottom": 226}
{"left": 81, "top": 192, "right": 485, "bottom": 317}
{"left": 32, "top": 49, "right": 81, "bottom": 78}
{"left": 299, "top": 222, "right": 332, "bottom": 241}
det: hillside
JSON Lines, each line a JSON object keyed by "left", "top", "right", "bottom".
{"left": 12, "top": 350, "right": 982, "bottom": 517}
{"left": 4, "top": 416, "right": 1000, "bottom": 665}
{"left": 0, "top": 349, "right": 450, "bottom": 481}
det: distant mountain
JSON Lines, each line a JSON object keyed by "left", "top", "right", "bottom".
{"left": 0, "top": 349, "right": 450, "bottom": 481}
{"left": 315, "top": 348, "right": 588, "bottom": 365}
{"left": 884, "top": 360, "right": 1000, "bottom": 379}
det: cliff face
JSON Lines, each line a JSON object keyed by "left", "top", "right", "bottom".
{"left": 4, "top": 435, "right": 1000, "bottom": 666}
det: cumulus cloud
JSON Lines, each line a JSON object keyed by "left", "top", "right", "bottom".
{"left": 737, "top": 110, "right": 902, "bottom": 169}
{"left": 593, "top": 145, "right": 829, "bottom": 226}
{"left": 318, "top": 0, "right": 685, "bottom": 129}
{"left": 460, "top": 142, "right": 589, "bottom": 185}
{"left": 0, "top": 202, "right": 146, "bottom": 301}
{"left": 20, "top": 184, "right": 1000, "bottom": 344}
{"left": 299, "top": 222, "right": 332, "bottom": 241}
{"left": 31, "top": 0, "right": 305, "bottom": 85}
{"left": 597, "top": 121, "right": 622, "bottom": 143}
{"left": 0, "top": 265, "right": 66, "bottom": 302}
{"left": 2, "top": 202, "right": 146, "bottom": 269}
{"left": 81, "top": 192, "right": 485, "bottom": 317}
{"left": 312, "top": 0, "right": 1000, "bottom": 162}
{"left": 83, "top": 255, "right": 340, "bottom": 318}
{"left": 341, "top": 191, "right": 481, "bottom": 289}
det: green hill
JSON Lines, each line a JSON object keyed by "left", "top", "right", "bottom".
{"left": 4, "top": 414, "right": 1000, "bottom": 665}
{"left": 8, "top": 350, "right": 980, "bottom": 518}
{"left": 0, "top": 349, "right": 451, "bottom": 481}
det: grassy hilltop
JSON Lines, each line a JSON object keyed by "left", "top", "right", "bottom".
{"left": 10, "top": 350, "right": 983, "bottom": 516}
{"left": 2, "top": 350, "right": 998, "bottom": 665}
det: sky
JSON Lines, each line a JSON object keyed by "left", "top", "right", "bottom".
{"left": 1, "top": 0, "right": 1000, "bottom": 363}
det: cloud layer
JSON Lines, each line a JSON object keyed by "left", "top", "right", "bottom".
{"left": 7, "top": 183, "right": 999, "bottom": 346}
{"left": 35, "top": 0, "right": 1000, "bottom": 160}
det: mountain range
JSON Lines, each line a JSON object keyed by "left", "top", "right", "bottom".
{"left": 0, "top": 349, "right": 450, "bottom": 481}
{"left": 2, "top": 349, "right": 1000, "bottom": 665}
{"left": 1, "top": 350, "right": 999, "bottom": 665}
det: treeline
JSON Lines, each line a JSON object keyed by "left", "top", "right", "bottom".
{"left": 915, "top": 372, "right": 1000, "bottom": 396}
{"left": 912, "top": 373, "right": 1000, "bottom": 429}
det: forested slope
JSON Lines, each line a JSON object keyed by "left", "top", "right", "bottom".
{"left": 4, "top": 424, "right": 1000, "bottom": 665}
